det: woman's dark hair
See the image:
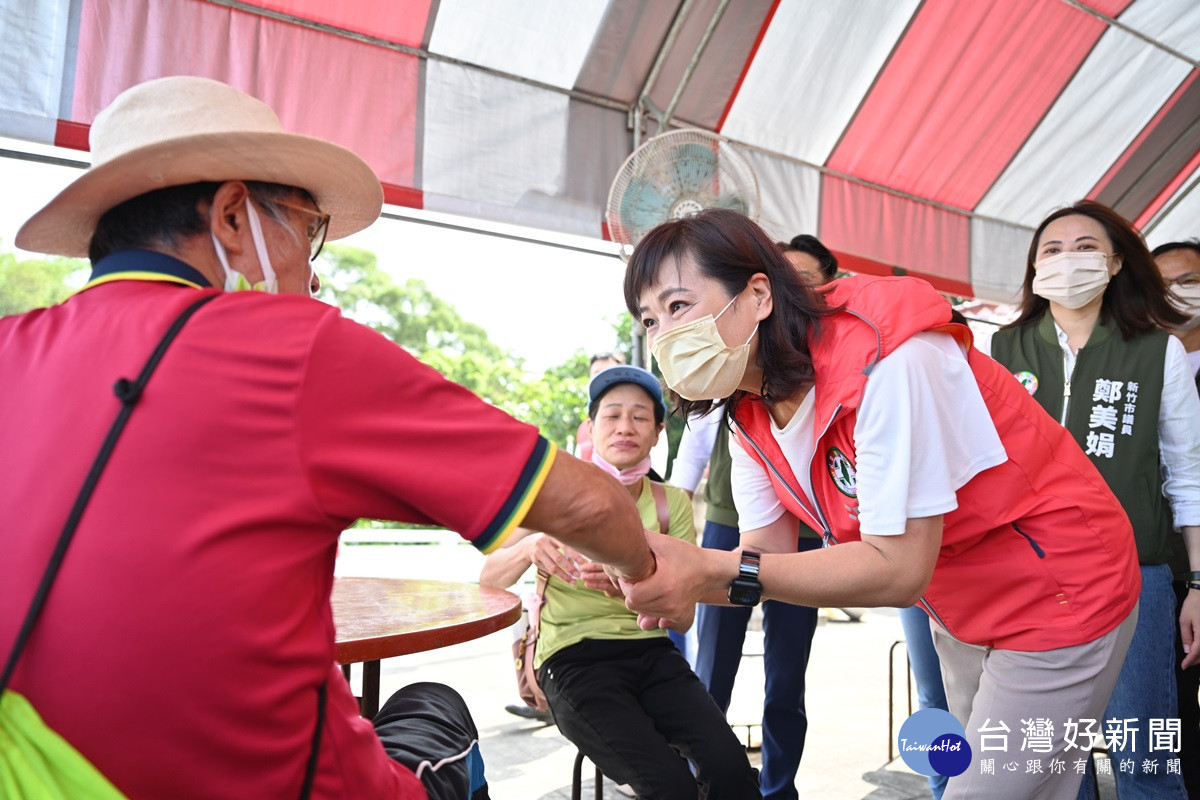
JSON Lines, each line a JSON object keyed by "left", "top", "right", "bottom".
{"left": 781, "top": 233, "right": 838, "bottom": 280}
{"left": 89, "top": 181, "right": 306, "bottom": 263}
{"left": 623, "top": 208, "right": 833, "bottom": 420}
{"left": 1006, "top": 200, "right": 1186, "bottom": 338}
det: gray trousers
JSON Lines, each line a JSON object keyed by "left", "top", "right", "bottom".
{"left": 931, "top": 605, "right": 1137, "bottom": 800}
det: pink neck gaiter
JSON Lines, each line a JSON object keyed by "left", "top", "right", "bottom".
{"left": 592, "top": 451, "right": 651, "bottom": 486}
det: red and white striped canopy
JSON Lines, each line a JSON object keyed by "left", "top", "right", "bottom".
{"left": 4, "top": 0, "right": 1198, "bottom": 301}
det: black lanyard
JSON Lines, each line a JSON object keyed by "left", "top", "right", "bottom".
{"left": 1, "top": 292, "right": 326, "bottom": 800}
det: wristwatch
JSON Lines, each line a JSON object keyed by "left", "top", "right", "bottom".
{"left": 727, "top": 550, "right": 763, "bottom": 606}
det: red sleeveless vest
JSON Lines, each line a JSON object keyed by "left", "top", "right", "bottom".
{"left": 733, "top": 275, "right": 1139, "bottom": 651}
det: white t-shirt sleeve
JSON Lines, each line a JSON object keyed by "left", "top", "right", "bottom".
{"left": 730, "top": 427, "right": 788, "bottom": 531}
{"left": 854, "top": 332, "right": 1008, "bottom": 536}
{"left": 1157, "top": 335, "right": 1200, "bottom": 526}
{"left": 671, "top": 411, "right": 722, "bottom": 493}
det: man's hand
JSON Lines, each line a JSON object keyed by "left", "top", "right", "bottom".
{"left": 618, "top": 533, "right": 720, "bottom": 628}
{"left": 634, "top": 603, "right": 695, "bottom": 634}
{"left": 582, "top": 528, "right": 664, "bottom": 591}
{"left": 1181, "top": 589, "right": 1200, "bottom": 669}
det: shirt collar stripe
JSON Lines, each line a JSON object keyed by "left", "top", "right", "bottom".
{"left": 80, "top": 250, "right": 213, "bottom": 294}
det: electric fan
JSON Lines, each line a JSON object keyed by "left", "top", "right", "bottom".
{"left": 606, "top": 128, "right": 760, "bottom": 255}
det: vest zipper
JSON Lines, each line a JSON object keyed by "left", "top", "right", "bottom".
{"left": 1060, "top": 348, "right": 1074, "bottom": 426}
{"left": 917, "top": 596, "right": 961, "bottom": 642}
{"left": 732, "top": 411, "right": 838, "bottom": 545}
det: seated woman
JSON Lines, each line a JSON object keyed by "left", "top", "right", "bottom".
{"left": 480, "top": 365, "right": 760, "bottom": 800}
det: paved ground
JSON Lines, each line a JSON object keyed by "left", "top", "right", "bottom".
{"left": 337, "top": 535, "right": 1118, "bottom": 798}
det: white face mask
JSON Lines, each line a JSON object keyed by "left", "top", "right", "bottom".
{"left": 1169, "top": 283, "right": 1200, "bottom": 332}
{"left": 1031, "top": 251, "right": 1112, "bottom": 310}
{"left": 650, "top": 295, "right": 758, "bottom": 401}
{"left": 211, "top": 200, "right": 278, "bottom": 293}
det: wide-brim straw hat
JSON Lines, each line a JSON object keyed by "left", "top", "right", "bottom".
{"left": 16, "top": 75, "right": 384, "bottom": 258}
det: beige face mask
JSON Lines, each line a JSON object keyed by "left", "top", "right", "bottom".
{"left": 1170, "top": 283, "right": 1200, "bottom": 332}
{"left": 650, "top": 295, "right": 758, "bottom": 401}
{"left": 1031, "top": 251, "right": 1113, "bottom": 309}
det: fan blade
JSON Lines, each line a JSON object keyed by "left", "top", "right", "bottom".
{"left": 668, "top": 143, "right": 720, "bottom": 196}
{"left": 620, "top": 176, "right": 676, "bottom": 235}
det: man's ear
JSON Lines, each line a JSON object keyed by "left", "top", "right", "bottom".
{"left": 747, "top": 272, "right": 773, "bottom": 321}
{"left": 208, "top": 181, "right": 251, "bottom": 256}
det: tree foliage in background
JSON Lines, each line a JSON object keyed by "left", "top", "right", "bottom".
{"left": 0, "top": 247, "right": 88, "bottom": 315}
{"left": 317, "top": 245, "right": 627, "bottom": 451}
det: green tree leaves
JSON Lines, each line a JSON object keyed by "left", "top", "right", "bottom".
{"left": 317, "top": 245, "right": 624, "bottom": 451}
{"left": 0, "top": 248, "right": 87, "bottom": 315}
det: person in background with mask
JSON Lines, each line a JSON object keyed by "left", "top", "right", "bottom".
{"left": 1153, "top": 239, "right": 1200, "bottom": 382}
{"left": 614, "top": 207, "right": 1148, "bottom": 800}
{"left": 1152, "top": 238, "right": 1200, "bottom": 800}
{"left": 0, "top": 76, "right": 657, "bottom": 800}
{"left": 671, "top": 234, "right": 836, "bottom": 800}
{"left": 989, "top": 202, "right": 1200, "bottom": 800}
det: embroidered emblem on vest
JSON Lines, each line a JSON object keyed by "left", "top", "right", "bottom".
{"left": 1013, "top": 370, "right": 1038, "bottom": 395}
{"left": 826, "top": 447, "right": 857, "bottom": 498}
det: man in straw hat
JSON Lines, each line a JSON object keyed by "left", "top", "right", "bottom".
{"left": 0, "top": 76, "right": 655, "bottom": 799}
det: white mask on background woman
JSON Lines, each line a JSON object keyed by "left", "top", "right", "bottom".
{"left": 650, "top": 295, "right": 757, "bottom": 401}
{"left": 1031, "top": 251, "right": 1113, "bottom": 309}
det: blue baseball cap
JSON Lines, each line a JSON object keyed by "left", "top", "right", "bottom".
{"left": 588, "top": 365, "right": 668, "bottom": 422}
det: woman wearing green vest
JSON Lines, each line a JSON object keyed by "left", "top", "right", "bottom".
{"left": 480, "top": 365, "right": 760, "bottom": 799}
{"left": 989, "top": 200, "right": 1200, "bottom": 800}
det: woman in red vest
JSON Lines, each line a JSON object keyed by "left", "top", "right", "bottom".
{"left": 611, "top": 208, "right": 1146, "bottom": 800}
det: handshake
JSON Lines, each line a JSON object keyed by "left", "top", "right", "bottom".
{"left": 563, "top": 528, "right": 729, "bottom": 635}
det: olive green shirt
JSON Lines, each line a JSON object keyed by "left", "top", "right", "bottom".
{"left": 535, "top": 478, "right": 696, "bottom": 668}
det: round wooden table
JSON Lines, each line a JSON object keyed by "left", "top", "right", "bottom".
{"left": 333, "top": 576, "right": 521, "bottom": 716}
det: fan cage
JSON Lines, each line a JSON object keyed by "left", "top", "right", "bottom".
{"left": 607, "top": 129, "right": 760, "bottom": 250}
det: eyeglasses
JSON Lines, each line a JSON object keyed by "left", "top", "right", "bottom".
{"left": 1167, "top": 272, "right": 1200, "bottom": 288}
{"left": 272, "top": 199, "right": 330, "bottom": 262}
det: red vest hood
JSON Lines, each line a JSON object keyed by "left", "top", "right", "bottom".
{"left": 808, "top": 274, "right": 961, "bottom": 418}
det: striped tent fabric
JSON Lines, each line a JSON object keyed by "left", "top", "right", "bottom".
{"left": 2, "top": 0, "right": 1197, "bottom": 302}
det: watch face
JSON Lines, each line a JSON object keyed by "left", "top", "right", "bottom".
{"left": 728, "top": 581, "right": 761, "bottom": 606}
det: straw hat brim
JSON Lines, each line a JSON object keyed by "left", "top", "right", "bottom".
{"left": 16, "top": 130, "right": 384, "bottom": 258}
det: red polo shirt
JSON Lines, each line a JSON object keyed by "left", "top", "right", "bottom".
{"left": 0, "top": 255, "right": 554, "bottom": 799}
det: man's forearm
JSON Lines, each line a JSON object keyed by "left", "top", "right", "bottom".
{"left": 521, "top": 452, "right": 654, "bottom": 581}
